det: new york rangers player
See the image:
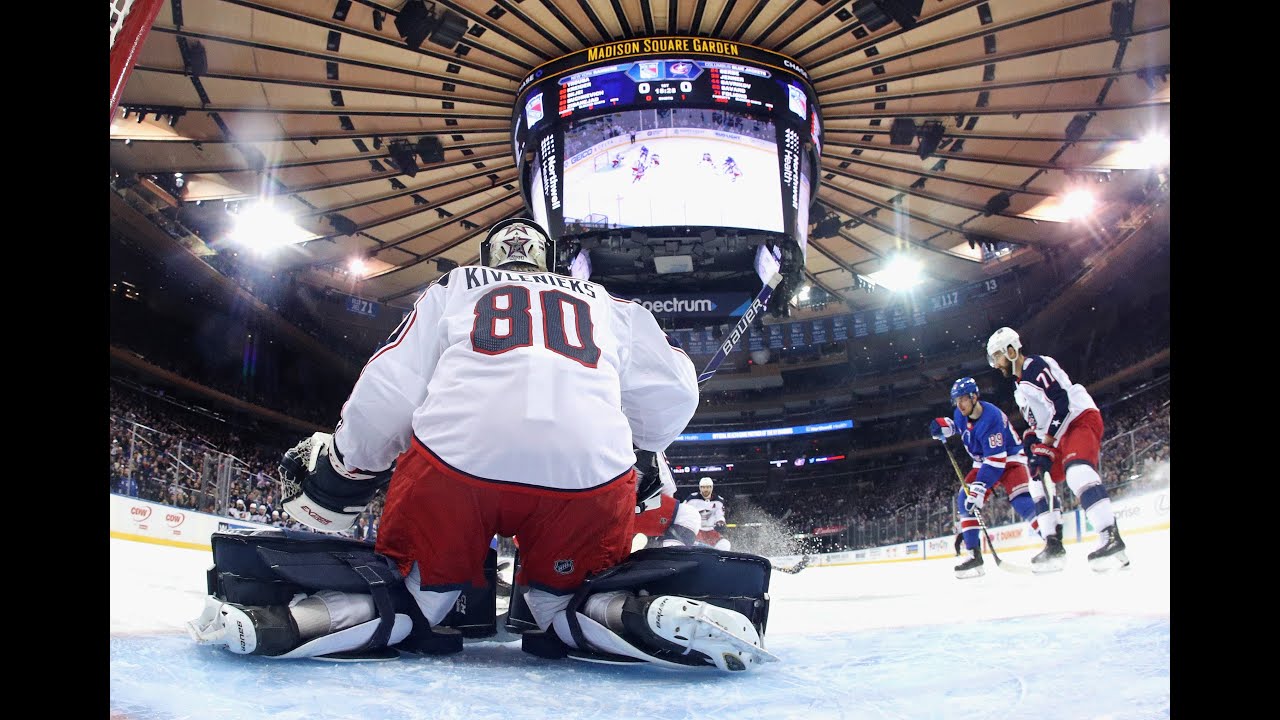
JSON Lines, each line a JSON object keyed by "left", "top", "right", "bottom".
{"left": 987, "top": 327, "right": 1129, "bottom": 571}
{"left": 930, "top": 377, "right": 1054, "bottom": 578}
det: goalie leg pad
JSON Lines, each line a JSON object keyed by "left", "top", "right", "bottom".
{"left": 556, "top": 546, "right": 775, "bottom": 670}
{"left": 201, "top": 529, "right": 426, "bottom": 655}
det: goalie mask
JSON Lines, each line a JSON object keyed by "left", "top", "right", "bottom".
{"left": 480, "top": 218, "right": 553, "bottom": 273}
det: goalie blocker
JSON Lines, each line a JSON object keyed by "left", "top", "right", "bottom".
{"left": 189, "top": 529, "right": 776, "bottom": 671}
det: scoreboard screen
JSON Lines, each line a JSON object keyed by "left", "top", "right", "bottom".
{"left": 512, "top": 38, "right": 822, "bottom": 253}
{"left": 554, "top": 59, "right": 786, "bottom": 116}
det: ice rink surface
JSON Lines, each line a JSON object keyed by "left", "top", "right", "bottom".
{"left": 110, "top": 526, "right": 1169, "bottom": 720}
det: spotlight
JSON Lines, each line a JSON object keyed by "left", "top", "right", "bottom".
{"left": 394, "top": 0, "right": 440, "bottom": 50}
{"left": 328, "top": 213, "right": 358, "bottom": 236}
{"left": 984, "top": 192, "right": 1011, "bottom": 216}
{"left": 387, "top": 139, "right": 419, "bottom": 177}
{"left": 1065, "top": 112, "right": 1094, "bottom": 142}
{"left": 889, "top": 118, "right": 916, "bottom": 145}
{"left": 916, "top": 121, "right": 945, "bottom": 160}
{"left": 416, "top": 136, "right": 444, "bottom": 164}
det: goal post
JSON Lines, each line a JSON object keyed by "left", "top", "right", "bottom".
{"left": 110, "top": 0, "right": 165, "bottom": 124}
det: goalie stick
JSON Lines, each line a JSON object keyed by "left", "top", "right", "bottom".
{"left": 696, "top": 271, "right": 783, "bottom": 385}
{"left": 771, "top": 555, "right": 810, "bottom": 574}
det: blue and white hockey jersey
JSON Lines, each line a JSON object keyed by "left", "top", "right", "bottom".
{"left": 953, "top": 399, "right": 1025, "bottom": 488}
{"left": 1014, "top": 354, "right": 1098, "bottom": 446}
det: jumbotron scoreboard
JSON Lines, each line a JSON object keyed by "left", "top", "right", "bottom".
{"left": 510, "top": 38, "right": 822, "bottom": 299}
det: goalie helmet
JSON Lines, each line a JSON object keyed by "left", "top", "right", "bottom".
{"left": 480, "top": 218, "right": 554, "bottom": 273}
{"left": 986, "top": 326, "right": 1022, "bottom": 367}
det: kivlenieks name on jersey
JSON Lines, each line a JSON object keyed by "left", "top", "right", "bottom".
{"left": 333, "top": 266, "right": 698, "bottom": 493}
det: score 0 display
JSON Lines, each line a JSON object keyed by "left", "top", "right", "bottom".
{"left": 556, "top": 59, "right": 780, "bottom": 117}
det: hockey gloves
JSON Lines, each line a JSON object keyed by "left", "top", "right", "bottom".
{"left": 1028, "top": 443, "right": 1057, "bottom": 477}
{"left": 279, "top": 432, "right": 392, "bottom": 533}
{"left": 963, "top": 481, "right": 988, "bottom": 516}
{"left": 634, "top": 449, "right": 664, "bottom": 513}
{"left": 930, "top": 417, "right": 956, "bottom": 441}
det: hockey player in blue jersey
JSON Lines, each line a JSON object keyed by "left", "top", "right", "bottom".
{"left": 930, "top": 377, "right": 1060, "bottom": 578}
{"left": 988, "top": 326, "right": 1129, "bottom": 571}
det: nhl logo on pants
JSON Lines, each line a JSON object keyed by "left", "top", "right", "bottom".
{"left": 554, "top": 559, "right": 574, "bottom": 575}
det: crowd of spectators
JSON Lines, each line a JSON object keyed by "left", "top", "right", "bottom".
{"left": 111, "top": 379, "right": 386, "bottom": 541}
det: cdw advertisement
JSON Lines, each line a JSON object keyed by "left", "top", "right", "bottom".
{"left": 110, "top": 494, "right": 272, "bottom": 550}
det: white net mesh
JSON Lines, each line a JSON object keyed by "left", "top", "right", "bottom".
{"left": 110, "top": 0, "right": 138, "bottom": 49}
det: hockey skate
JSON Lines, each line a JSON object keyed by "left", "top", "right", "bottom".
{"left": 954, "top": 548, "right": 984, "bottom": 579}
{"left": 1087, "top": 524, "right": 1130, "bottom": 572}
{"left": 187, "top": 597, "right": 302, "bottom": 657}
{"left": 633, "top": 595, "right": 778, "bottom": 671}
{"left": 1031, "top": 536, "right": 1067, "bottom": 573}
{"left": 187, "top": 595, "right": 411, "bottom": 661}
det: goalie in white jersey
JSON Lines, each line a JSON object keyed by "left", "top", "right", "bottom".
{"left": 190, "top": 219, "right": 776, "bottom": 672}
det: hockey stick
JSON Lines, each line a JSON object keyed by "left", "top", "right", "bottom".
{"left": 771, "top": 555, "right": 810, "bottom": 574}
{"left": 696, "top": 272, "right": 783, "bottom": 385}
{"left": 944, "top": 445, "right": 1036, "bottom": 576}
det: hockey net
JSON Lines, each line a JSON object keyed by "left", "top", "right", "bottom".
{"left": 593, "top": 152, "right": 615, "bottom": 172}
{"left": 110, "top": 0, "right": 165, "bottom": 123}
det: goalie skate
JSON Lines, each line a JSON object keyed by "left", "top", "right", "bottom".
{"left": 645, "top": 596, "right": 778, "bottom": 671}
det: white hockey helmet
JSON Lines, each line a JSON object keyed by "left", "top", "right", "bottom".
{"left": 480, "top": 218, "right": 553, "bottom": 272}
{"left": 699, "top": 477, "right": 714, "bottom": 488}
{"left": 986, "top": 326, "right": 1022, "bottom": 367}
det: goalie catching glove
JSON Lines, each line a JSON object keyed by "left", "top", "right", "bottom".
{"left": 279, "top": 432, "right": 393, "bottom": 533}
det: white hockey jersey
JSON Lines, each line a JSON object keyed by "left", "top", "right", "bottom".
{"left": 1015, "top": 354, "right": 1098, "bottom": 446}
{"left": 683, "top": 493, "right": 727, "bottom": 531}
{"left": 333, "top": 266, "right": 699, "bottom": 491}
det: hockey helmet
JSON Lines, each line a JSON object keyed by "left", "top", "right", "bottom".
{"left": 986, "top": 326, "right": 1022, "bottom": 368}
{"left": 699, "top": 477, "right": 714, "bottom": 488}
{"left": 480, "top": 218, "right": 554, "bottom": 273}
{"left": 949, "top": 377, "right": 979, "bottom": 406}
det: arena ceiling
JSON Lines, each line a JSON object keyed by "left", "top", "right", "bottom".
{"left": 109, "top": 0, "right": 1170, "bottom": 311}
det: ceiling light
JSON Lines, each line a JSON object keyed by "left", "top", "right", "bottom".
{"left": 1061, "top": 189, "right": 1096, "bottom": 220}
{"left": 226, "top": 201, "right": 315, "bottom": 252}
{"left": 868, "top": 254, "right": 922, "bottom": 292}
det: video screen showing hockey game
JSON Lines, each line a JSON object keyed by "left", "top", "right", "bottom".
{"left": 560, "top": 108, "right": 783, "bottom": 233}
